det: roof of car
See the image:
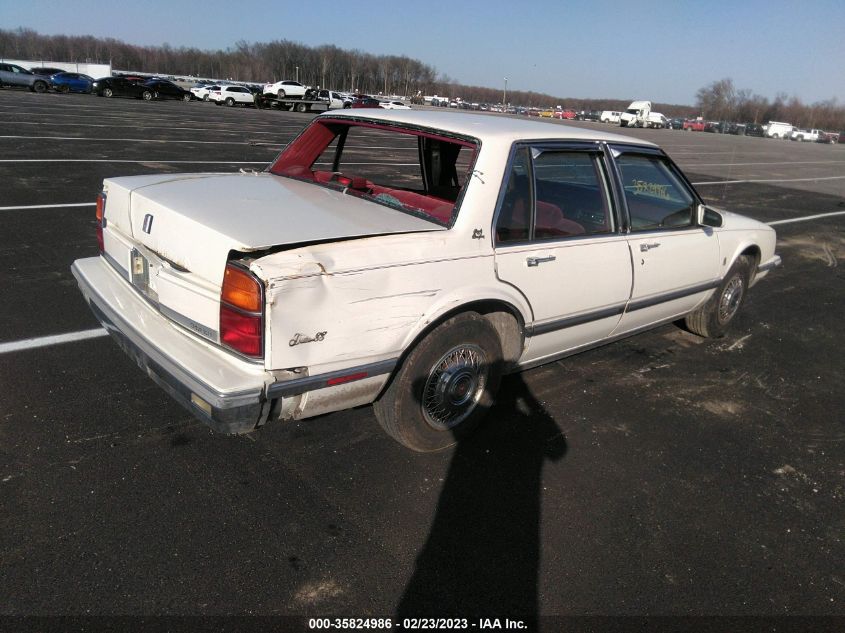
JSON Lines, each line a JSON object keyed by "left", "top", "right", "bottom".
{"left": 318, "top": 109, "right": 657, "bottom": 146}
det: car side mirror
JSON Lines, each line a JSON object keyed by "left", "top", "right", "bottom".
{"left": 697, "top": 204, "right": 723, "bottom": 228}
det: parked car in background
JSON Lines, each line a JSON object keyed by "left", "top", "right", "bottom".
{"left": 72, "top": 110, "right": 780, "bottom": 452}
{"left": 211, "top": 85, "right": 255, "bottom": 107}
{"left": 744, "top": 123, "right": 765, "bottom": 137}
{"left": 380, "top": 100, "right": 411, "bottom": 110}
{"left": 0, "top": 63, "right": 50, "bottom": 92}
{"left": 727, "top": 123, "right": 747, "bottom": 135}
{"left": 789, "top": 128, "right": 823, "bottom": 142}
{"left": 49, "top": 72, "right": 94, "bottom": 93}
{"left": 575, "top": 111, "right": 600, "bottom": 121}
{"left": 816, "top": 131, "right": 840, "bottom": 144}
{"left": 600, "top": 111, "right": 622, "bottom": 124}
{"left": 191, "top": 83, "right": 220, "bottom": 101}
{"left": 314, "top": 89, "right": 344, "bottom": 110}
{"left": 764, "top": 121, "right": 794, "bottom": 139}
{"left": 669, "top": 118, "right": 686, "bottom": 130}
{"left": 351, "top": 95, "right": 381, "bottom": 108}
{"left": 684, "top": 119, "right": 706, "bottom": 132}
{"left": 553, "top": 109, "right": 576, "bottom": 120}
{"left": 93, "top": 76, "right": 148, "bottom": 99}
{"left": 263, "top": 80, "right": 311, "bottom": 99}
{"left": 28, "top": 67, "right": 66, "bottom": 76}
{"left": 141, "top": 79, "right": 193, "bottom": 101}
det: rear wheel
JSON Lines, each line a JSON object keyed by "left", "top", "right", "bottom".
{"left": 203, "top": 94, "right": 209, "bottom": 101}
{"left": 103, "top": 87, "right": 113, "bottom": 98}
{"left": 296, "top": 102, "right": 309, "bottom": 113}
{"left": 685, "top": 256, "right": 753, "bottom": 338}
{"left": 142, "top": 90, "right": 153, "bottom": 101}
{"left": 182, "top": 93, "right": 192, "bottom": 102}
{"left": 373, "top": 313, "right": 503, "bottom": 451}
{"left": 57, "top": 85, "right": 69, "bottom": 94}
{"left": 225, "top": 97, "right": 235, "bottom": 107}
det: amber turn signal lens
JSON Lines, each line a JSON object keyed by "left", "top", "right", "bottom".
{"left": 221, "top": 264, "right": 262, "bottom": 312}
{"left": 95, "top": 191, "right": 106, "bottom": 222}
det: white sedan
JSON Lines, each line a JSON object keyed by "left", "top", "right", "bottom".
{"left": 380, "top": 100, "right": 411, "bottom": 110}
{"left": 72, "top": 110, "right": 780, "bottom": 451}
{"left": 190, "top": 84, "right": 219, "bottom": 101}
{"left": 262, "top": 79, "right": 310, "bottom": 98}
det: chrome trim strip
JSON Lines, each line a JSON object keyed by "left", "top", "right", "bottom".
{"left": 525, "top": 304, "right": 627, "bottom": 337}
{"left": 626, "top": 279, "right": 720, "bottom": 312}
{"left": 102, "top": 250, "right": 128, "bottom": 279}
{"left": 518, "top": 313, "right": 685, "bottom": 372}
{"left": 758, "top": 255, "right": 782, "bottom": 272}
{"left": 267, "top": 359, "right": 398, "bottom": 398}
{"left": 160, "top": 305, "right": 217, "bottom": 341}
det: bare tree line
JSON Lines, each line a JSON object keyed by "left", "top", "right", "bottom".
{"left": 696, "top": 78, "right": 844, "bottom": 130}
{"left": 2, "top": 29, "right": 842, "bottom": 130}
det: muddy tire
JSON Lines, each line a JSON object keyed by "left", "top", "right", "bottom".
{"left": 374, "top": 313, "right": 503, "bottom": 452}
{"left": 685, "top": 256, "right": 753, "bottom": 338}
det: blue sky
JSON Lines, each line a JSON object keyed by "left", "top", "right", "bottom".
{"left": 5, "top": 0, "right": 844, "bottom": 104}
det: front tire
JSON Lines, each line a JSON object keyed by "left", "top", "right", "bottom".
{"left": 183, "top": 93, "right": 192, "bottom": 102}
{"left": 685, "top": 256, "right": 753, "bottom": 338}
{"left": 374, "top": 313, "right": 503, "bottom": 451}
{"left": 103, "top": 87, "right": 113, "bottom": 98}
{"left": 32, "top": 80, "right": 47, "bottom": 93}
{"left": 142, "top": 90, "right": 153, "bottom": 101}
{"left": 225, "top": 97, "right": 235, "bottom": 106}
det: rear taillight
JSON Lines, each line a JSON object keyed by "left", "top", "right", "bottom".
{"left": 95, "top": 191, "right": 106, "bottom": 252}
{"left": 220, "top": 263, "right": 264, "bottom": 358}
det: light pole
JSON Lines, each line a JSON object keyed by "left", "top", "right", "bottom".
{"left": 296, "top": 66, "right": 299, "bottom": 83}
{"left": 503, "top": 77, "right": 508, "bottom": 109}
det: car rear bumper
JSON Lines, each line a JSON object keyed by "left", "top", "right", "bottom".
{"left": 72, "top": 256, "right": 271, "bottom": 434}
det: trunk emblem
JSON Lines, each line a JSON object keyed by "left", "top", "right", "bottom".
{"left": 142, "top": 214, "right": 154, "bottom": 234}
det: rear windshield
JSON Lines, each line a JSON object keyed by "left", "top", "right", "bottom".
{"left": 268, "top": 119, "right": 478, "bottom": 227}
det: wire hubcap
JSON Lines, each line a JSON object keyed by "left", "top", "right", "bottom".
{"left": 422, "top": 344, "right": 488, "bottom": 431}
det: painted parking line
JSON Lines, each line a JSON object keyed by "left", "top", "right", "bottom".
{"left": 0, "top": 135, "right": 283, "bottom": 147}
{"left": 0, "top": 328, "right": 107, "bottom": 355}
{"left": 691, "top": 160, "right": 844, "bottom": 167}
{"left": 693, "top": 175, "right": 845, "bottom": 185}
{"left": 2, "top": 121, "right": 295, "bottom": 136}
{"left": 767, "top": 210, "right": 845, "bottom": 226}
{"left": 0, "top": 202, "right": 95, "bottom": 211}
{"left": 0, "top": 159, "right": 269, "bottom": 164}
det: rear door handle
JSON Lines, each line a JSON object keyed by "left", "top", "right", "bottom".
{"left": 526, "top": 256, "right": 556, "bottom": 267}
{"left": 640, "top": 242, "right": 661, "bottom": 252}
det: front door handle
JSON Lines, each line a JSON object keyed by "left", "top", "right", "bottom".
{"left": 640, "top": 242, "right": 661, "bottom": 252}
{"left": 526, "top": 255, "right": 556, "bottom": 267}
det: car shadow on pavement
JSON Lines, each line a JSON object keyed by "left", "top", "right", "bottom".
{"left": 396, "top": 373, "right": 567, "bottom": 622}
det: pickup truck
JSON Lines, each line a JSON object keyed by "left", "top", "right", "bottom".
{"left": 817, "top": 131, "right": 840, "bottom": 144}
{"left": 790, "top": 128, "right": 823, "bottom": 142}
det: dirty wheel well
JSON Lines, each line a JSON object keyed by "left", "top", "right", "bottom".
{"left": 739, "top": 245, "right": 761, "bottom": 282}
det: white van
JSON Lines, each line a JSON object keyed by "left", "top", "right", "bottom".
{"left": 600, "top": 110, "right": 622, "bottom": 123}
{"left": 764, "top": 121, "right": 794, "bottom": 139}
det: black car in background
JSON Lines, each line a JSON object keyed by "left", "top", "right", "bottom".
{"left": 744, "top": 123, "right": 765, "bottom": 137}
{"left": 93, "top": 76, "right": 149, "bottom": 99}
{"left": 669, "top": 117, "right": 686, "bottom": 129}
{"left": 141, "top": 80, "right": 192, "bottom": 101}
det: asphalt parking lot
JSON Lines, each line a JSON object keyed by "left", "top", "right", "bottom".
{"left": 1, "top": 91, "right": 844, "bottom": 626}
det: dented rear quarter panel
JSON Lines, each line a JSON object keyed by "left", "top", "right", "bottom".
{"left": 253, "top": 228, "right": 531, "bottom": 375}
